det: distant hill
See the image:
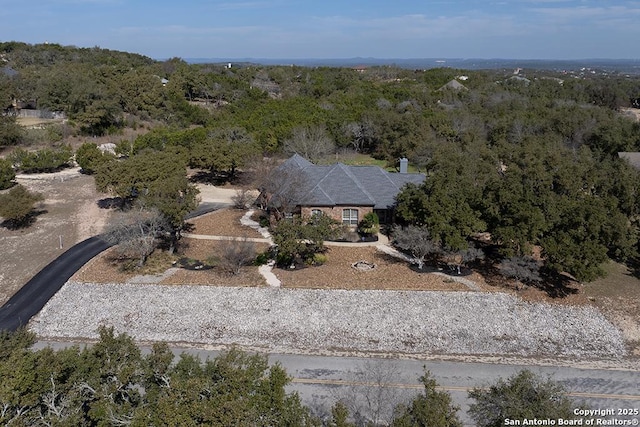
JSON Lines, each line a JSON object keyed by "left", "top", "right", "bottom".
{"left": 182, "top": 57, "right": 640, "bottom": 74}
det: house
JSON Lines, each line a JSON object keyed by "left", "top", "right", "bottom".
{"left": 438, "top": 79, "right": 467, "bottom": 91}
{"left": 264, "top": 154, "right": 425, "bottom": 225}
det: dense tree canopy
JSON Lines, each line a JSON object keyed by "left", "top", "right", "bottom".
{"left": 94, "top": 150, "right": 199, "bottom": 253}
{"left": 0, "top": 329, "right": 485, "bottom": 426}
{"left": 0, "top": 328, "right": 317, "bottom": 426}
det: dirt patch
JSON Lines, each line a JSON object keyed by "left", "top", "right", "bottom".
{"left": 73, "top": 236, "right": 270, "bottom": 287}
{"left": 16, "top": 117, "right": 65, "bottom": 128}
{"left": 620, "top": 107, "right": 640, "bottom": 122}
{"left": 0, "top": 172, "right": 112, "bottom": 305}
{"left": 275, "top": 246, "right": 487, "bottom": 291}
{"left": 186, "top": 208, "right": 264, "bottom": 238}
{"left": 582, "top": 261, "right": 640, "bottom": 356}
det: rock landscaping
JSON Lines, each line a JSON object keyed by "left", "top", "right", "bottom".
{"left": 31, "top": 282, "right": 626, "bottom": 360}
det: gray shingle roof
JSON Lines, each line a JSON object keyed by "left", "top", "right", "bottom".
{"left": 277, "top": 154, "right": 425, "bottom": 209}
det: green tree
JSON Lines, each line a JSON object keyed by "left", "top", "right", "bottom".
{"left": 395, "top": 146, "right": 488, "bottom": 251}
{"left": 144, "top": 173, "right": 200, "bottom": 253}
{"left": 0, "top": 115, "right": 24, "bottom": 148}
{"left": 330, "top": 401, "right": 356, "bottom": 427}
{"left": 0, "top": 328, "right": 319, "bottom": 426}
{"left": 95, "top": 150, "right": 198, "bottom": 254}
{"left": 272, "top": 215, "right": 343, "bottom": 267}
{"left": 75, "top": 142, "right": 115, "bottom": 174}
{"left": 391, "top": 370, "right": 462, "bottom": 427}
{"left": 0, "top": 184, "right": 44, "bottom": 228}
{"left": 468, "top": 370, "right": 576, "bottom": 427}
{"left": 189, "top": 126, "right": 258, "bottom": 180}
{"left": 9, "top": 145, "right": 73, "bottom": 173}
{"left": 0, "top": 157, "right": 16, "bottom": 189}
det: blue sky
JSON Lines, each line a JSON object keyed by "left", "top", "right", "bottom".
{"left": 1, "top": 0, "right": 638, "bottom": 60}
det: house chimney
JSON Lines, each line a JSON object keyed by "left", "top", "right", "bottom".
{"left": 399, "top": 158, "right": 408, "bottom": 174}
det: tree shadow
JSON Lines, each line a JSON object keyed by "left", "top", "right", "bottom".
{"left": 533, "top": 268, "right": 580, "bottom": 298}
{"left": 465, "top": 245, "right": 580, "bottom": 298}
{"left": 176, "top": 257, "right": 214, "bottom": 271}
{"left": 407, "top": 262, "right": 474, "bottom": 276}
{"left": 189, "top": 170, "right": 247, "bottom": 186}
{"left": 189, "top": 170, "right": 230, "bottom": 185}
{"left": 624, "top": 257, "right": 640, "bottom": 281}
{"left": 97, "top": 197, "right": 125, "bottom": 209}
{"left": 0, "top": 209, "right": 48, "bottom": 230}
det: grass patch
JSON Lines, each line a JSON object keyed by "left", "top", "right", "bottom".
{"left": 584, "top": 261, "right": 640, "bottom": 301}
{"left": 116, "top": 250, "right": 178, "bottom": 274}
{"left": 318, "top": 152, "right": 391, "bottom": 169}
{"left": 318, "top": 152, "right": 421, "bottom": 172}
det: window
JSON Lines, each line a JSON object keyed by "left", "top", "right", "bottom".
{"left": 311, "top": 209, "right": 323, "bottom": 217}
{"left": 342, "top": 209, "right": 358, "bottom": 225}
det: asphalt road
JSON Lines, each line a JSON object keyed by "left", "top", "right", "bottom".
{"left": 0, "top": 201, "right": 229, "bottom": 332}
{"left": 276, "top": 354, "right": 640, "bottom": 425}
{"left": 0, "top": 236, "right": 111, "bottom": 331}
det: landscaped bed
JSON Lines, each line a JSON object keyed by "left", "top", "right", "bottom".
{"left": 35, "top": 205, "right": 636, "bottom": 357}
{"left": 276, "top": 246, "right": 482, "bottom": 291}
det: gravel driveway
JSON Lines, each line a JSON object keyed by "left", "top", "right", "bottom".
{"left": 31, "top": 281, "right": 626, "bottom": 359}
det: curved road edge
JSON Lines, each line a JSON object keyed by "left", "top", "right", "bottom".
{"left": 0, "top": 236, "right": 111, "bottom": 331}
{"left": 0, "top": 202, "right": 229, "bottom": 332}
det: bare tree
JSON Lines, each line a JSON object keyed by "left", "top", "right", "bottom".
{"left": 443, "top": 244, "right": 485, "bottom": 275}
{"left": 332, "top": 359, "right": 411, "bottom": 427}
{"left": 498, "top": 256, "right": 542, "bottom": 284}
{"left": 343, "top": 118, "right": 375, "bottom": 153}
{"left": 104, "top": 207, "right": 167, "bottom": 267}
{"left": 283, "top": 125, "right": 335, "bottom": 162}
{"left": 231, "top": 188, "right": 255, "bottom": 210}
{"left": 218, "top": 238, "right": 256, "bottom": 275}
{"left": 259, "top": 164, "right": 309, "bottom": 221}
{"left": 392, "top": 225, "right": 440, "bottom": 269}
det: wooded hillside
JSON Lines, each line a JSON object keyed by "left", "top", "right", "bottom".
{"left": 2, "top": 42, "right": 640, "bottom": 281}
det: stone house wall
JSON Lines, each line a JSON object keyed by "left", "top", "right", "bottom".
{"left": 300, "top": 205, "right": 373, "bottom": 227}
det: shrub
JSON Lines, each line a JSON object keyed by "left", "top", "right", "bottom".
{"left": 0, "top": 158, "right": 16, "bottom": 190}
{"left": 0, "top": 184, "right": 44, "bottom": 229}
{"left": 219, "top": 238, "right": 256, "bottom": 275}
{"left": 75, "top": 142, "right": 115, "bottom": 174}
{"left": 309, "top": 253, "right": 327, "bottom": 265}
{"left": 9, "top": 145, "right": 73, "bottom": 173}
{"left": 259, "top": 215, "right": 270, "bottom": 228}
{"left": 254, "top": 251, "right": 271, "bottom": 266}
{"left": 358, "top": 211, "right": 379, "bottom": 236}
{"left": 231, "top": 188, "right": 254, "bottom": 210}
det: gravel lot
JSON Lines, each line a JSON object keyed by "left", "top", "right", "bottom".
{"left": 31, "top": 281, "right": 626, "bottom": 359}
